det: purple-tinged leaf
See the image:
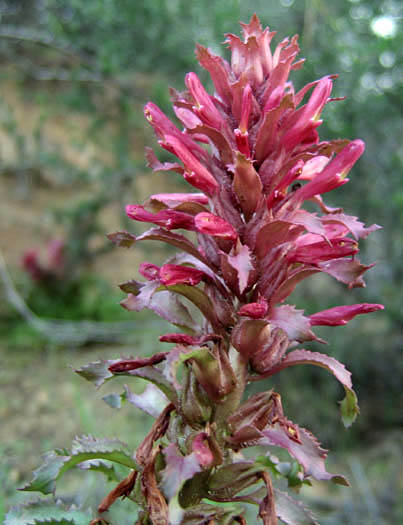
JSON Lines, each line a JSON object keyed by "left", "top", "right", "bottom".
{"left": 259, "top": 423, "right": 348, "bottom": 485}
{"left": 124, "top": 384, "right": 169, "bottom": 418}
{"left": 233, "top": 152, "right": 263, "bottom": 221}
{"left": 318, "top": 258, "right": 375, "bottom": 288}
{"left": 225, "top": 242, "right": 255, "bottom": 294}
{"left": 161, "top": 443, "right": 202, "bottom": 500}
{"left": 120, "top": 280, "right": 159, "bottom": 311}
{"left": 136, "top": 227, "right": 208, "bottom": 265}
{"left": 270, "top": 268, "right": 320, "bottom": 305}
{"left": 168, "top": 252, "right": 231, "bottom": 298}
{"left": 262, "top": 349, "right": 359, "bottom": 426}
{"left": 255, "top": 221, "right": 304, "bottom": 259}
{"left": 107, "top": 231, "right": 136, "bottom": 248}
{"left": 161, "top": 283, "right": 222, "bottom": 331}
{"left": 321, "top": 213, "right": 381, "bottom": 240}
{"left": 128, "top": 366, "right": 178, "bottom": 405}
{"left": 271, "top": 305, "right": 323, "bottom": 343}
{"left": 288, "top": 209, "right": 325, "bottom": 236}
{"left": 123, "top": 287, "right": 198, "bottom": 332}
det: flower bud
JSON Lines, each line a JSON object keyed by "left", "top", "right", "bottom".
{"left": 180, "top": 366, "right": 212, "bottom": 427}
{"left": 189, "top": 346, "right": 236, "bottom": 402}
{"left": 231, "top": 319, "right": 271, "bottom": 359}
{"left": 250, "top": 327, "right": 289, "bottom": 374}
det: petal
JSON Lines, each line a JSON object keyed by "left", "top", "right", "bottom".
{"left": 185, "top": 72, "right": 225, "bottom": 129}
{"left": 163, "top": 134, "right": 219, "bottom": 195}
{"left": 309, "top": 303, "right": 384, "bottom": 326}
{"left": 126, "top": 205, "right": 196, "bottom": 231}
{"left": 159, "top": 264, "right": 204, "bottom": 286}
{"left": 195, "top": 212, "right": 238, "bottom": 242}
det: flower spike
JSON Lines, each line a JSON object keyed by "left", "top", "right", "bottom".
{"left": 64, "top": 14, "right": 384, "bottom": 525}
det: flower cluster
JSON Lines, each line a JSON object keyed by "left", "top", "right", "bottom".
{"left": 102, "top": 15, "right": 383, "bottom": 524}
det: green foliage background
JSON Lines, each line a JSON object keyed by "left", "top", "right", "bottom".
{"left": 1, "top": 0, "right": 402, "bottom": 523}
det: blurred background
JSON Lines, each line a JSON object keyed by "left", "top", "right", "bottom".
{"left": 0, "top": 0, "right": 402, "bottom": 523}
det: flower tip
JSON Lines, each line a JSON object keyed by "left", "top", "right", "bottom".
{"left": 125, "top": 204, "right": 137, "bottom": 217}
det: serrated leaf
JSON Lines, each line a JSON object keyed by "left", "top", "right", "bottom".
{"left": 78, "top": 459, "right": 120, "bottom": 482}
{"left": 124, "top": 383, "right": 169, "bottom": 418}
{"left": 122, "top": 285, "right": 198, "bottom": 332}
{"left": 136, "top": 227, "right": 208, "bottom": 264}
{"left": 161, "top": 444, "right": 201, "bottom": 500}
{"left": 259, "top": 424, "right": 348, "bottom": 486}
{"left": 75, "top": 359, "right": 117, "bottom": 388}
{"left": 128, "top": 365, "right": 178, "bottom": 405}
{"left": 21, "top": 436, "right": 138, "bottom": 495}
{"left": 5, "top": 499, "right": 89, "bottom": 525}
{"left": 160, "top": 284, "right": 222, "bottom": 331}
{"left": 264, "top": 349, "right": 359, "bottom": 426}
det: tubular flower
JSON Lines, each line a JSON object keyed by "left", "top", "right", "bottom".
{"left": 105, "top": 14, "right": 383, "bottom": 524}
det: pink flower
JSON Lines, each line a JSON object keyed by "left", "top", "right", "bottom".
{"left": 310, "top": 303, "right": 384, "bottom": 326}
{"left": 159, "top": 263, "right": 204, "bottom": 286}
